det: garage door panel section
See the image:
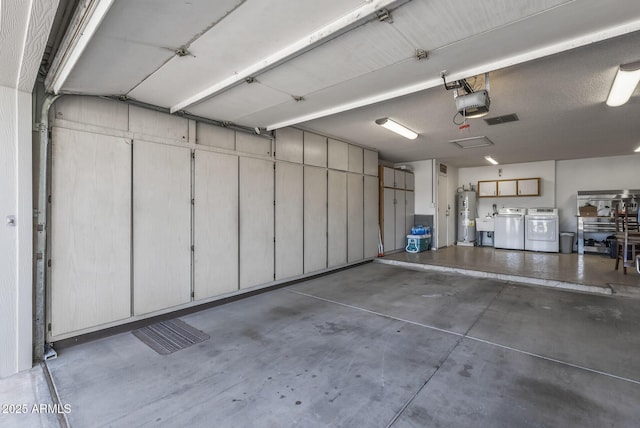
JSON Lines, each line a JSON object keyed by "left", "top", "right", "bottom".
{"left": 347, "top": 173, "right": 364, "bottom": 262}
{"left": 240, "top": 157, "right": 275, "bottom": 288}
{"left": 276, "top": 163, "right": 303, "bottom": 280}
{"left": 304, "top": 166, "right": 327, "bottom": 273}
{"left": 50, "top": 127, "right": 131, "bottom": 337}
{"left": 328, "top": 170, "right": 347, "bottom": 267}
{"left": 364, "top": 175, "right": 379, "bottom": 258}
{"left": 194, "top": 150, "right": 238, "bottom": 299}
{"left": 134, "top": 141, "right": 192, "bottom": 315}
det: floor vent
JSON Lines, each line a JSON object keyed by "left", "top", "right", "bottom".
{"left": 132, "top": 319, "right": 209, "bottom": 355}
{"left": 484, "top": 113, "right": 519, "bottom": 125}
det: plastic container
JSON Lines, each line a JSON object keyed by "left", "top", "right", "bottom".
{"left": 559, "top": 232, "right": 574, "bottom": 254}
{"left": 406, "top": 234, "right": 431, "bottom": 253}
{"left": 411, "top": 225, "right": 430, "bottom": 235}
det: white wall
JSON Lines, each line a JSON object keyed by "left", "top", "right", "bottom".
{"left": 458, "top": 160, "right": 556, "bottom": 218}
{"left": 446, "top": 164, "right": 459, "bottom": 246}
{"left": 556, "top": 154, "right": 640, "bottom": 233}
{"left": 402, "top": 160, "right": 434, "bottom": 215}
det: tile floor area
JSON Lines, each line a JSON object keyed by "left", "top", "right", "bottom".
{"left": 6, "top": 262, "right": 639, "bottom": 427}
{"left": 380, "top": 246, "right": 640, "bottom": 296}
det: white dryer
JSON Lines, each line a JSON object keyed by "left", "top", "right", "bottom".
{"left": 494, "top": 208, "right": 526, "bottom": 250}
{"left": 525, "top": 208, "right": 559, "bottom": 252}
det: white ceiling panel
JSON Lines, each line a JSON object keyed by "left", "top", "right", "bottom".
{"left": 128, "top": 0, "right": 367, "bottom": 107}
{"left": 62, "top": 0, "right": 245, "bottom": 94}
{"left": 186, "top": 82, "right": 292, "bottom": 123}
{"left": 257, "top": 18, "right": 413, "bottom": 96}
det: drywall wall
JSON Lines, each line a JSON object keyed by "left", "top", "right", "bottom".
{"left": 402, "top": 160, "right": 435, "bottom": 215}
{"left": 556, "top": 154, "right": 640, "bottom": 233}
{"left": 458, "top": 160, "right": 556, "bottom": 218}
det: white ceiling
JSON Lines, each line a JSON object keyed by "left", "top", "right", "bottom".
{"left": 47, "top": 0, "right": 640, "bottom": 167}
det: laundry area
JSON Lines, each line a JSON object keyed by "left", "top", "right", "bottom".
{"left": 2, "top": 1, "right": 640, "bottom": 427}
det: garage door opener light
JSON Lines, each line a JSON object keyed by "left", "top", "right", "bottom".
{"left": 375, "top": 118, "right": 418, "bottom": 140}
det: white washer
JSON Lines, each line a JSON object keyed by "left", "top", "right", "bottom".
{"left": 494, "top": 208, "right": 526, "bottom": 250}
{"left": 525, "top": 208, "right": 559, "bottom": 252}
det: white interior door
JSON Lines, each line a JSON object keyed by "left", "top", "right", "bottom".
{"left": 133, "top": 140, "right": 191, "bottom": 315}
{"left": 363, "top": 175, "right": 379, "bottom": 258}
{"left": 348, "top": 173, "right": 364, "bottom": 262}
{"left": 394, "top": 190, "right": 406, "bottom": 251}
{"left": 194, "top": 150, "right": 238, "bottom": 300}
{"left": 327, "top": 170, "right": 347, "bottom": 267}
{"left": 383, "top": 188, "right": 395, "bottom": 253}
{"left": 437, "top": 173, "right": 448, "bottom": 248}
{"left": 304, "top": 166, "right": 327, "bottom": 273}
{"left": 50, "top": 128, "right": 131, "bottom": 337}
{"left": 239, "top": 157, "right": 274, "bottom": 288}
{"left": 275, "top": 162, "right": 303, "bottom": 279}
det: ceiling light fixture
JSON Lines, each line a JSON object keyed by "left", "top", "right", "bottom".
{"left": 484, "top": 156, "right": 499, "bottom": 165}
{"left": 606, "top": 61, "right": 640, "bottom": 107}
{"left": 375, "top": 118, "right": 418, "bottom": 140}
{"left": 634, "top": 145, "right": 640, "bottom": 153}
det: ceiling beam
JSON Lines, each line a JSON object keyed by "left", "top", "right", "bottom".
{"left": 170, "top": 0, "right": 402, "bottom": 114}
{"left": 265, "top": 18, "right": 640, "bottom": 131}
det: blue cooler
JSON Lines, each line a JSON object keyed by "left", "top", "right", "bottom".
{"left": 406, "top": 234, "right": 431, "bottom": 253}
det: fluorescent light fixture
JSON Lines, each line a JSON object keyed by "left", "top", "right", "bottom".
{"left": 450, "top": 136, "right": 494, "bottom": 149}
{"left": 635, "top": 145, "right": 640, "bottom": 153}
{"left": 606, "top": 61, "right": 640, "bottom": 107}
{"left": 375, "top": 118, "right": 418, "bottom": 140}
{"left": 484, "top": 156, "right": 499, "bottom": 165}
{"left": 45, "top": 0, "right": 116, "bottom": 94}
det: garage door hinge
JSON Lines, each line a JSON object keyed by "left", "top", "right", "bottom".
{"left": 191, "top": 152, "right": 195, "bottom": 159}
{"left": 48, "top": 195, "right": 52, "bottom": 204}
{"left": 191, "top": 198, "right": 195, "bottom": 205}
{"left": 191, "top": 245, "right": 194, "bottom": 251}
{"left": 273, "top": 200, "right": 276, "bottom": 206}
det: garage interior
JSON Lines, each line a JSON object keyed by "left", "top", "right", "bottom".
{"left": 1, "top": 0, "right": 640, "bottom": 427}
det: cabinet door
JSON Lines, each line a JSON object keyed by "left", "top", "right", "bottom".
{"left": 405, "top": 172, "right": 415, "bottom": 191}
{"left": 498, "top": 180, "right": 517, "bottom": 197}
{"left": 134, "top": 141, "right": 191, "bottom": 315}
{"left": 518, "top": 178, "right": 540, "bottom": 196}
{"left": 383, "top": 188, "right": 395, "bottom": 251}
{"left": 51, "top": 128, "right": 131, "bottom": 336}
{"left": 348, "top": 145, "right": 364, "bottom": 174}
{"left": 275, "top": 128, "right": 303, "bottom": 163}
{"left": 478, "top": 180, "right": 497, "bottom": 197}
{"left": 275, "top": 163, "right": 303, "bottom": 280}
{"left": 394, "top": 190, "right": 406, "bottom": 250}
{"left": 304, "top": 132, "right": 327, "bottom": 167}
{"left": 328, "top": 170, "right": 347, "bottom": 267}
{"left": 239, "top": 157, "right": 275, "bottom": 289}
{"left": 363, "top": 149, "right": 378, "bottom": 176}
{"left": 364, "top": 176, "right": 379, "bottom": 258}
{"left": 304, "top": 166, "right": 327, "bottom": 273}
{"left": 406, "top": 191, "right": 415, "bottom": 237}
{"left": 194, "top": 150, "right": 238, "bottom": 300}
{"left": 328, "top": 138, "right": 348, "bottom": 171}
{"left": 347, "top": 173, "right": 364, "bottom": 262}
{"left": 395, "top": 170, "right": 406, "bottom": 190}
{"left": 383, "top": 167, "right": 395, "bottom": 188}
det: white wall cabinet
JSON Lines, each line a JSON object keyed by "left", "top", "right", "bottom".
{"left": 328, "top": 170, "right": 347, "bottom": 267}
{"left": 50, "top": 128, "right": 132, "bottom": 336}
{"left": 275, "top": 163, "right": 303, "bottom": 279}
{"left": 304, "top": 132, "right": 327, "bottom": 167}
{"left": 497, "top": 180, "right": 517, "bottom": 197}
{"left": 478, "top": 177, "right": 541, "bottom": 198}
{"left": 194, "top": 150, "right": 239, "bottom": 299}
{"left": 478, "top": 180, "right": 497, "bottom": 197}
{"left": 363, "top": 149, "right": 378, "bottom": 176}
{"left": 275, "top": 128, "right": 303, "bottom": 163}
{"left": 133, "top": 140, "right": 192, "bottom": 315}
{"left": 348, "top": 145, "right": 364, "bottom": 174}
{"left": 363, "top": 175, "right": 379, "bottom": 258}
{"left": 304, "top": 166, "right": 328, "bottom": 273}
{"left": 347, "top": 173, "right": 364, "bottom": 262}
{"left": 328, "top": 138, "right": 348, "bottom": 171}
{"left": 517, "top": 178, "right": 541, "bottom": 196}
{"left": 239, "top": 157, "right": 275, "bottom": 289}
{"left": 379, "top": 166, "right": 415, "bottom": 253}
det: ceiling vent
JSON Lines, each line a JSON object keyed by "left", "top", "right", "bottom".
{"left": 484, "top": 113, "right": 519, "bottom": 126}
{"left": 450, "top": 136, "right": 494, "bottom": 149}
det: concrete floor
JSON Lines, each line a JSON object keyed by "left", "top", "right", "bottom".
{"left": 8, "top": 262, "right": 637, "bottom": 427}
{"left": 380, "top": 246, "right": 640, "bottom": 296}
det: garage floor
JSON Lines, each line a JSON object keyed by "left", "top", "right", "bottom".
{"left": 21, "top": 262, "right": 637, "bottom": 427}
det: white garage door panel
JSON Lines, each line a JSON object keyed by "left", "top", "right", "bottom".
{"left": 276, "top": 163, "right": 303, "bottom": 279}
{"left": 240, "top": 157, "right": 275, "bottom": 288}
{"left": 50, "top": 128, "right": 131, "bottom": 337}
{"left": 328, "top": 170, "right": 347, "bottom": 267}
{"left": 304, "top": 166, "right": 327, "bottom": 273}
{"left": 347, "top": 174, "right": 364, "bottom": 262}
{"left": 134, "top": 141, "right": 192, "bottom": 315}
{"left": 194, "top": 151, "right": 238, "bottom": 299}
{"left": 364, "top": 175, "right": 379, "bottom": 258}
